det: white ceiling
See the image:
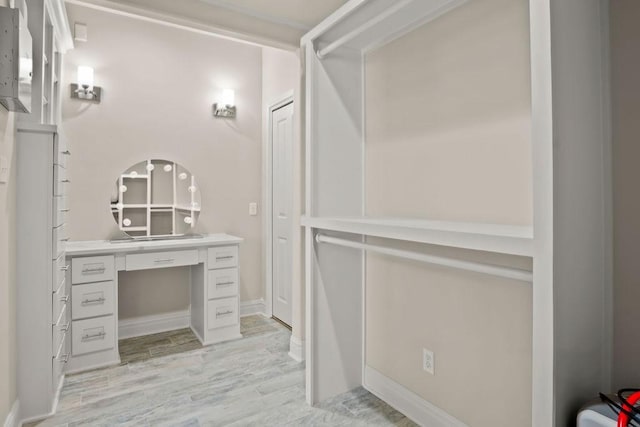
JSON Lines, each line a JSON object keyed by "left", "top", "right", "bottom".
{"left": 198, "top": 0, "right": 348, "bottom": 30}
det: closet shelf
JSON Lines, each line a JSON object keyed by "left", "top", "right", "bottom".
{"left": 301, "top": 216, "right": 533, "bottom": 257}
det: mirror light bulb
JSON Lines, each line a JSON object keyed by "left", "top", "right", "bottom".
{"left": 220, "top": 89, "right": 235, "bottom": 107}
{"left": 120, "top": 185, "right": 128, "bottom": 193}
{"left": 77, "top": 66, "right": 94, "bottom": 89}
{"left": 178, "top": 172, "right": 188, "bottom": 180}
{"left": 116, "top": 203, "right": 123, "bottom": 210}
{"left": 184, "top": 217, "right": 193, "bottom": 225}
{"left": 164, "top": 164, "right": 173, "bottom": 172}
{"left": 146, "top": 164, "right": 155, "bottom": 172}
{"left": 188, "top": 186, "right": 197, "bottom": 193}
{"left": 123, "top": 218, "right": 132, "bottom": 227}
{"left": 130, "top": 171, "right": 138, "bottom": 177}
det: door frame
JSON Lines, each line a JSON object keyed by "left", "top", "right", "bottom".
{"left": 264, "top": 91, "right": 294, "bottom": 321}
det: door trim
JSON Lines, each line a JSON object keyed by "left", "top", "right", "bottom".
{"left": 264, "top": 91, "right": 294, "bottom": 320}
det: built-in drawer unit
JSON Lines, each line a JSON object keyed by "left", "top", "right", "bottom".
{"left": 52, "top": 306, "right": 69, "bottom": 356}
{"left": 125, "top": 249, "right": 199, "bottom": 271}
{"left": 72, "top": 255, "right": 115, "bottom": 285}
{"left": 207, "top": 268, "right": 238, "bottom": 300}
{"left": 72, "top": 315, "right": 116, "bottom": 356}
{"left": 71, "top": 281, "right": 115, "bottom": 320}
{"left": 52, "top": 279, "right": 68, "bottom": 324}
{"left": 207, "top": 296, "right": 239, "bottom": 330}
{"left": 208, "top": 246, "right": 238, "bottom": 269}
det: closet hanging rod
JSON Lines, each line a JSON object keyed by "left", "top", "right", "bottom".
{"left": 315, "top": 234, "right": 533, "bottom": 283}
{"left": 315, "top": 0, "right": 414, "bottom": 59}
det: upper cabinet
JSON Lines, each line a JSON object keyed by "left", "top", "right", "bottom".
{"left": 19, "top": 0, "right": 73, "bottom": 125}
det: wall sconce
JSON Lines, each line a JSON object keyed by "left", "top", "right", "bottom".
{"left": 70, "top": 66, "right": 102, "bottom": 103}
{"left": 213, "top": 89, "right": 236, "bottom": 118}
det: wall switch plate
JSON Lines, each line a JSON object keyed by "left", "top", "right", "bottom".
{"left": 249, "top": 202, "right": 258, "bottom": 216}
{"left": 0, "top": 156, "right": 9, "bottom": 184}
{"left": 423, "top": 348, "right": 435, "bottom": 375}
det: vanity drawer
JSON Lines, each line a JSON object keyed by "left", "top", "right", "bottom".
{"left": 207, "top": 268, "right": 238, "bottom": 300}
{"left": 52, "top": 278, "right": 68, "bottom": 325}
{"left": 72, "top": 281, "right": 115, "bottom": 320}
{"left": 125, "top": 250, "right": 198, "bottom": 271}
{"left": 53, "top": 196, "right": 68, "bottom": 228}
{"left": 72, "top": 256, "right": 115, "bottom": 284}
{"left": 52, "top": 223, "right": 67, "bottom": 260}
{"left": 52, "top": 305, "right": 69, "bottom": 356}
{"left": 72, "top": 315, "right": 115, "bottom": 356}
{"left": 207, "top": 297, "right": 239, "bottom": 330}
{"left": 53, "top": 253, "right": 67, "bottom": 291}
{"left": 208, "top": 246, "right": 238, "bottom": 269}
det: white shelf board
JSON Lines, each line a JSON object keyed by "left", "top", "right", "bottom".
{"left": 120, "top": 226, "right": 147, "bottom": 232}
{"left": 301, "top": 216, "right": 533, "bottom": 257}
{"left": 122, "top": 174, "right": 149, "bottom": 179}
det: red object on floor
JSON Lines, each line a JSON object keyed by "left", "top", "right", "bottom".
{"left": 618, "top": 391, "right": 640, "bottom": 427}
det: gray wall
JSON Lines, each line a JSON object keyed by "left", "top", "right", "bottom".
{"left": 62, "top": 3, "right": 265, "bottom": 319}
{"left": 611, "top": 0, "right": 640, "bottom": 389}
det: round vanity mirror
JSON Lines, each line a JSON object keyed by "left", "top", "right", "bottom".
{"left": 111, "top": 160, "right": 201, "bottom": 238}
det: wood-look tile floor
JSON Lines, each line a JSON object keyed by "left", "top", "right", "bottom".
{"left": 28, "top": 315, "right": 416, "bottom": 426}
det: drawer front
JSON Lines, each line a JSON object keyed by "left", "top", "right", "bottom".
{"left": 53, "top": 196, "right": 68, "bottom": 228}
{"left": 72, "top": 315, "right": 116, "bottom": 356}
{"left": 72, "top": 256, "right": 115, "bottom": 284}
{"left": 72, "top": 281, "right": 115, "bottom": 320}
{"left": 52, "top": 223, "right": 67, "bottom": 261}
{"left": 53, "top": 253, "right": 67, "bottom": 292}
{"left": 52, "top": 306, "right": 69, "bottom": 356}
{"left": 126, "top": 250, "right": 199, "bottom": 271}
{"left": 207, "top": 268, "right": 238, "bottom": 300}
{"left": 54, "top": 138, "right": 70, "bottom": 169}
{"left": 208, "top": 246, "right": 238, "bottom": 269}
{"left": 52, "top": 278, "right": 68, "bottom": 325}
{"left": 207, "top": 297, "right": 239, "bottom": 330}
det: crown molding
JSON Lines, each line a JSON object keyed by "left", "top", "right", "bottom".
{"left": 198, "top": 0, "right": 311, "bottom": 31}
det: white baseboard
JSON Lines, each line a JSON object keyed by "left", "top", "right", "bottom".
{"left": 3, "top": 399, "right": 19, "bottom": 427}
{"left": 240, "top": 299, "right": 266, "bottom": 317}
{"left": 118, "top": 310, "right": 190, "bottom": 339}
{"left": 363, "top": 366, "right": 468, "bottom": 427}
{"left": 288, "top": 335, "right": 305, "bottom": 362}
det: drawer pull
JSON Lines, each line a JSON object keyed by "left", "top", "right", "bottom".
{"left": 154, "top": 258, "right": 175, "bottom": 264}
{"left": 60, "top": 238, "right": 70, "bottom": 242}
{"left": 81, "top": 297, "right": 105, "bottom": 305}
{"left": 60, "top": 208, "right": 70, "bottom": 213}
{"left": 61, "top": 265, "right": 70, "bottom": 271}
{"left": 216, "top": 256, "right": 234, "bottom": 261}
{"left": 82, "top": 331, "right": 106, "bottom": 341}
{"left": 216, "top": 310, "right": 234, "bottom": 318}
{"left": 61, "top": 354, "right": 69, "bottom": 364}
{"left": 217, "top": 281, "right": 235, "bottom": 287}
{"left": 60, "top": 323, "right": 70, "bottom": 332}
{"left": 82, "top": 266, "right": 106, "bottom": 274}
{"left": 62, "top": 150, "right": 71, "bottom": 156}
{"left": 62, "top": 179, "right": 71, "bottom": 183}
{"left": 60, "top": 295, "right": 69, "bottom": 303}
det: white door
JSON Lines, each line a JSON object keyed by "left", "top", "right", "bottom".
{"left": 272, "top": 101, "right": 294, "bottom": 326}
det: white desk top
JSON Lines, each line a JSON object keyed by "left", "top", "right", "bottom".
{"left": 66, "top": 233, "right": 243, "bottom": 256}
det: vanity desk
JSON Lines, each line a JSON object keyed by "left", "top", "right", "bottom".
{"left": 65, "top": 233, "right": 243, "bottom": 373}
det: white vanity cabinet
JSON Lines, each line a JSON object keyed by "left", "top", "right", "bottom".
{"left": 65, "top": 235, "right": 243, "bottom": 374}
{"left": 16, "top": 124, "right": 72, "bottom": 421}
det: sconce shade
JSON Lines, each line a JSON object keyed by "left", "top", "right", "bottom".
{"left": 77, "top": 66, "right": 94, "bottom": 88}
{"left": 213, "top": 88, "right": 236, "bottom": 118}
{"left": 220, "top": 89, "right": 235, "bottom": 107}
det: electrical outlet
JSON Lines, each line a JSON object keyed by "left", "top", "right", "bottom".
{"left": 423, "top": 349, "right": 435, "bottom": 375}
{"left": 249, "top": 202, "right": 258, "bottom": 216}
